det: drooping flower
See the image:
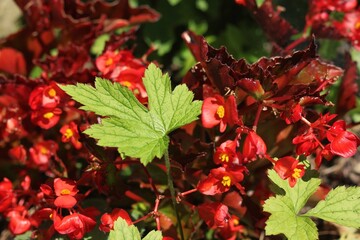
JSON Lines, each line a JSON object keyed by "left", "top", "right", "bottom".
{"left": 280, "top": 103, "right": 303, "bottom": 124}
{"left": 326, "top": 120, "right": 360, "bottom": 158}
{"left": 99, "top": 208, "right": 132, "bottom": 232}
{"left": 7, "top": 206, "right": 31, "bottom": 235}
{"left": 53, "top": 210, "right": 97, "bottom": 240}
{"left": 202, "top": 94, "right": 238, "bottom": 132}
{"left": 197, "top": 202, "right": 230, "bottom": 229}
{"left": 274, "top": 156, "right": 305, "bottom": 187}
{"left": 242, "top": 131, "right": 267, "bottom": 163}
{"left": 0, "top": 178, "right": 14, "bottom": 213}
{"left": 292, "top": 130, "right": 319, "bottom": 156}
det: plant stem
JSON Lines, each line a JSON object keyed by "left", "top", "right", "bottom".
{"left": 164, "top": 150, "right": 185, "bottom": 240}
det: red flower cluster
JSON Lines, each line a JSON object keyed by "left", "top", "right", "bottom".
{"left": 198, "top": 202, "right": 244, "bottom": 240}
{"left": 96, "top": 50, "right": 148, "bottom": 103}
{"left": 29, "top": 82, "right": 65, "bottom": 129}
{"left": 293, "top": 113, "right": 360, "bottom": 168}
{"left": 307, "top": 0, "right": 360, "bottom": 49}
{"left": 39, "top": 178, "right": 99, "bottom": 239}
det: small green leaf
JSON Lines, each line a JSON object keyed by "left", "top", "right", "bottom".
{"left": 109, "top": 218, "right": 163, "bottom": 240}
{"left": 60, "top": 63, "right": 202, "bottom": 165}
{"left": 255, "top": 0, "right": 265, "bottom": 7}
{"left": 268, "top": 169, "right": 321, "bottom": 212}
{"left": 142, "top": 230, "right": 163, "bottom": 240}
{"left": 264, "top": 196, "right": 318, "bottom": 240}
{"left": 264, "top": 170, "right": 321, "bottom": 240}
{"left": 304, "top": 186, "right": 360, "bottom": 228}
{"left": 109, "top": 218, "right": 141, "bottom": 240}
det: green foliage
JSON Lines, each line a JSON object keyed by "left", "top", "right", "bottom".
{"left": 109, "top": 218, "right": 162, "bottom": 240}
{"left": 304, "top": 186, "right": 360, "bottom": 228}
{"left": 60, "top": 63, "right": 202, "bottom": 165}
{"left": 264, "top": 170, "right": 320, "bottom": 240}
{"left": 265, "top": 169, "right": 360, "bottom": 239}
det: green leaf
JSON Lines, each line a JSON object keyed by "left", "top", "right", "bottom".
{"left": 109, "top": 218, "right": 162, "bottom": 240}
{"left": 264, "top": 196, "right": 318, "bottom": 240}
{"left": 264, "top": 170, "right": 321, "bottom": 240}
{"left": 60, "top": 63, "right": 202, "bottom": 165}
{"left": 268, "top": 170, "right": 321, "bottom": 213}
{"left": 255, "top": 0, "right": 265, "bottom": 7}
{"left": 142, "top": 230, "right": 163, "bottom": 240}
{"left": 304, "top": 186, "right": 360, "bottom": 228}
{"left": 109, "top": 218, "right": 141, "bottom": 240}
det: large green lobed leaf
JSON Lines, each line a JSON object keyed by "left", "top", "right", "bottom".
{"left": 304, "top": 186, "right": 360, "bottom": 228}
{"left": 60, "top": 63, "right": 202, "bottom": 165}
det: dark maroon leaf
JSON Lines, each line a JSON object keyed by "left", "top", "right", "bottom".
{"left": 244, "top": 0, "right": 298, "bottom": 47}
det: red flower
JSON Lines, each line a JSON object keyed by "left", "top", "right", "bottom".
{"left": 219, "top": 215, "right": 244, "bottom": 240}
{"left": 315, "top": 145, "right": 334, "bottom": 169}
{"left": 280, "top": 103, "right": 303, "bottom": 124}
{"left": 8, "top": 145, "right": 27, "bottom": 164}
{"left": 198, "top": 202, "right": 230, "bottom": 228}
{"left": 0, "top": 178, "right": 14, "bottom": 213}
{"left": 197, "top": 166, "right": 246, "bottom": 195}
{"left": 60, "top": 122, "right": 82, "bottom": 149}
{"left": 202, "top": 94, "right": 239, "bottom": 132}
{"left": 96, "top": 50, "right": 122, "bottom": 75}
{"left": 53, "top": 211, "right": 97, "bottom": 240}
{"left": 99, "top": 208, "right": 132, "bottom": 232}
{"left": 28, "top": 82, "right": 63, "bottom": 110}
{"left": 29, "top": 140, "right": 58, "bottom": 171}
{"left": 7, "top": 206, "right": 31, "bottom": 235}
{"left": 242, "top": 131, "right": 267, "bottom": 162}
{"left": 31, "top": 107, "right": 62, "bottom": 129}
{"left": 213, "top": 140, "right": 239, "bottom": 165}
{"left": 292, "top": 131, "right": 319, "bottom": 156}
{"left": 326, "top": 120, "right": 360, "bottom": 158}
{"left": 274, "top": 156, "right": 305, "bottom": 187}
{"left": 53, "top": 178, "right": 79, "bottom": 209}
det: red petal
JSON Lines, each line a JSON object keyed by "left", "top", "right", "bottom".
{"left": 54, "top": 195, "right": 77, "bottom": 208}
{"left": 330, "top": 131, "right": 360, "bottom": 158}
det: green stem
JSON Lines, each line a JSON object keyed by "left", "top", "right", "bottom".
{"left": 164, "top": 150, "right": 185, "bottom": 240}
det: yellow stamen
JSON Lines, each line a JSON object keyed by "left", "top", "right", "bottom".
{"left": 355, "top": 21, "right": 360, "bottom": 30}
{"left": 233, "top": 218, "right": 239, "bottom": 225}
{"left": 221, "top": 176, "right": 231, "bottom": 187}
{"left": 216, "top": 105, "right": 225, "bottom": 119}
{"left": 220, "top": 153, "right": 229, "bottom": 162}
{"left": 43, "top": 112, "right": 54, "bottom": 119}
{"left": 64, "top": 128, "right": 73, "bottom": 139}
{"left": 40, "top": 147, "right": 49, "bottom": 155}
{"left": 48, "top": 88, "right": 57, "bottom": 97}
{"left": 60, "top": 189, "right": 71, "bottom": 195}
{"left": 105, "top": 58, "right": 113, "bottom": 66}
{"left": 292, "top": 168, "right": 302, "bottom": 179}
{"left": 121, "top": 81, "right": 132, "bottom": 88}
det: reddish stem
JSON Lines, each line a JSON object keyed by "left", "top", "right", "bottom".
{"left": 301, "top": 116, "right": 312, "bottom": 127}
{"left": 284, "top": 36, "right": 307, "bottom": 53}
{"left": 252, "top": 103, "right": 263, "bottom": 132}
{"left": 179, "top": 188, "right": 197, "bottom": 198}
